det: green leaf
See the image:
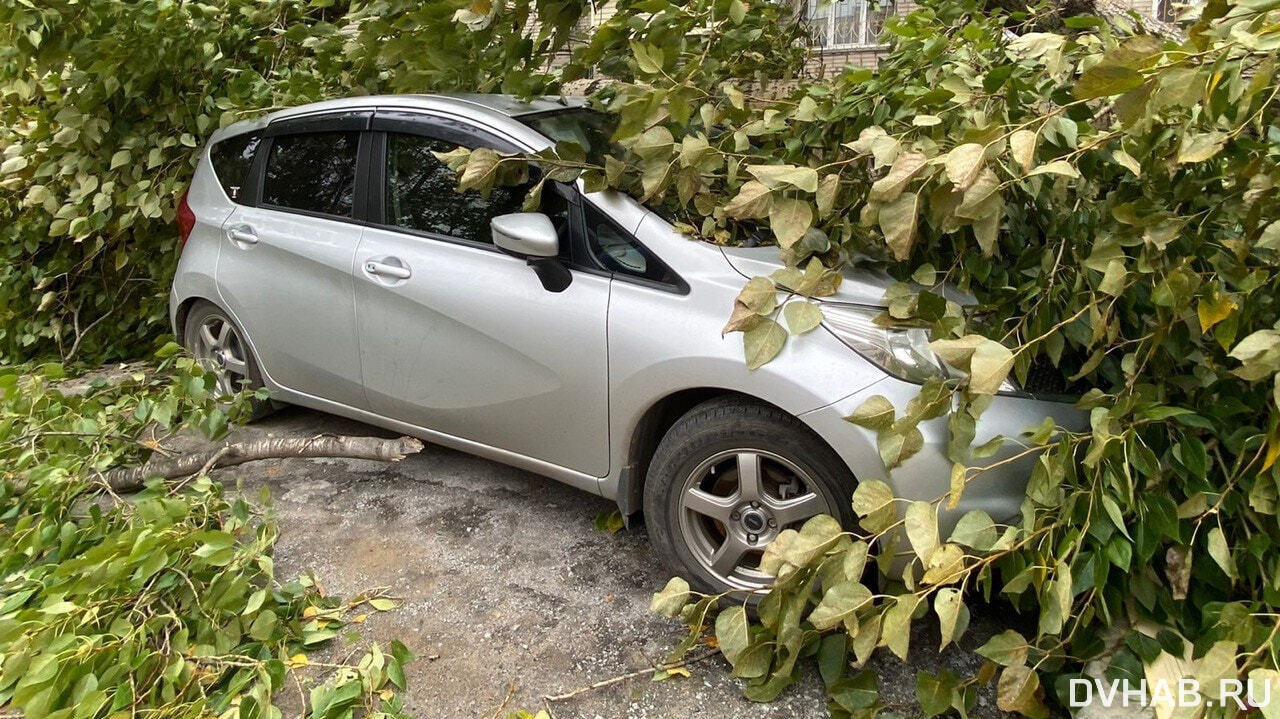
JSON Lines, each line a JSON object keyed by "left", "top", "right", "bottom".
{"left": 714, "top": 605, "right": 751, "bottom": 665}
{"left": 650, "top": 577, "right": 691, "bottom": 617}
{"left": 878, "top": 420, "right": 924, "bottom": 469}
{"left": 631, "top": 42, "right": 664, "bottom": 74}
{"left": 1207, "top": 526, "right": 1236, "bottom": 580}
{"left": 917, "top": 669, "right": 958, "bottom": 718}
{"left": 977, "top": 630, "right": 1029, "bottom": 667}
{"left": 882, "top": 594, "right": 920, "bottom": 660}
{"left": 808, "top": 580, "right": 872, "bottom": 630}
{"left": 845, "top": 395, "right": 896, "bottom": 432}
{"left": 1075, "top": 63, "right": 1145, "bottom": 99}
{"left": 950, "top": 510, "right": 998, "bottom": 551}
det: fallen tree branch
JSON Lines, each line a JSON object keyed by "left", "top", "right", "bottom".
{"left": 101, "top": 434, "right": 425, "bottom": 493}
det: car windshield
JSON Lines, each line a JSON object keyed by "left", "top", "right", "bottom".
{"left": 519, "top": 108, "right": 685, "bottom": 224}
{"left": 518, "top": 108, "right": 618, "bottom": 165}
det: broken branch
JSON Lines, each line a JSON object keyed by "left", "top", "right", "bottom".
{"left": 101, "top": 434, "right": 425, "bottom": 493}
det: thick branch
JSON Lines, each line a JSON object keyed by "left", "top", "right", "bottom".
{"left": 101, "top": 434, "right": 425, "bottom": 493}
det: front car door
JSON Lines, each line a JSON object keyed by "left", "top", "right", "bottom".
{"left": 216, "top": 112, "right": 370, "bottom": 408}
{"left": 352, "top": 111, "right": 612, "bottom": 477}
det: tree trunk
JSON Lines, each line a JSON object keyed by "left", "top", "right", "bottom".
{"left": 101, "top": 435, "right": 425, "bottom": 493}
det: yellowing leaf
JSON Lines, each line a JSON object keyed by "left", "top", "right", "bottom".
{"left": 746, "top": 163, "right": 819, "bottom": 193}
{"left": 869, "top": 151, "right": 927, "bottom": 202}
{"left": 1026, "top": 160, "right": 1079, "bottom": 179}
{"left": 723, "top": 180, "right": 773, "bottom": 219}
{"left": 878, "top": 191, "right": 920, "bottom": 260}
{"left": 736, "top": 276, "right": 777, "bottom": 314}
{"left": 968, "top": 338, "right": 1015, "bottom": 395}
{"left": 743, "top": 318, "right": 787, "bottom": 370}
{"left": 782, "top": 301, "right": 822, "bottom": 334}
{"left": 905, "top": 501, "right": 939, "bottom": 561}
{"left": 944, "top": 143, "right": 985, "bottom": 190}
{"left": 1177, "top": 132, "right": 1228, "bottom": 164}
{"left": 1197, "top": 290, "right": 1236, "bottom": 333}
{"left": 1010, "top": 130, "right": 1037, "bottom": 171}
{"left": 769, "top": 197, "right": 812, "bottom": 248}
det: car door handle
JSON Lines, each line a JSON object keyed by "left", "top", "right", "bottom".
{"left": 228, "top": 228, "right": 259, "bottom": 244}
{"left": 365, "top": 261, "right": 411, "bottom": 280}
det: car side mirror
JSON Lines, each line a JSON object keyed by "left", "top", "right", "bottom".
{"left": 491, "top": 213, "right": 559, "bottom": 257}
{"left": 490, "top": 213, "right": 571, "bottom": 293}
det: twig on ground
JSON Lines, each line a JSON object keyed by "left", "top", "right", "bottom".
{"left": 488, "top": 681, "right": 518, "bottom": 719}
{"left": 542, "top": 649, "right": 721, "bottom": 703}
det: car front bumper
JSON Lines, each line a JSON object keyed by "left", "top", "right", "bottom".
{"left": 799, "top": 375, "right": 1085, "bottom": 538}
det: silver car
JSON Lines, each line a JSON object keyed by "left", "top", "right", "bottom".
{"left": 170, "top": 94, "right": 1077, "bottom": 594}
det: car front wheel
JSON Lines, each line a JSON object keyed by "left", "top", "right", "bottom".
{"left": 642, "top": 397, "right": 858, "bottom": 595}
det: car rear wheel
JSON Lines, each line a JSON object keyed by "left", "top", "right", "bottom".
{"left": 182, "top": 301, "right": 272, "bottom": 417}
{"left": 643, "top": 397, "right": 858, "bottom": 595}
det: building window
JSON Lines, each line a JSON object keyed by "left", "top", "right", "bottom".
{"left": 1153, "top": 0, "right": 1174, "bottom": 21}
{"left": 806, "top": 0, "right": 889, "bottom": 49}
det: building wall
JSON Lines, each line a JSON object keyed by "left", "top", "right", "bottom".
{"left": 559, "top": 0, "right": 1168, "bottom": 79}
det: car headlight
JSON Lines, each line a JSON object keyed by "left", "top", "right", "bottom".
{"left": 821, "top": 303, "right": 1019, "bottom": 392}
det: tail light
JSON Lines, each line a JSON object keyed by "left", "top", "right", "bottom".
{"left": 177, "top": 188, "right": 196, "bottom": 249}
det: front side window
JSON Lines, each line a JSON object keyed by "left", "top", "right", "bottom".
{"left": 261, "top": 132, "right": 359, "bottom": 217}
{"left": 807, "top": 0, "right": 888, "bottom": 49}
{"left": 384, "top": 133, "right": 529, "bottom": 244}
{"left": 583, "top": 202, "right": 679, "bottom": 286}
{"left": 209, "top": 131, "right": 260, "bottom": 204}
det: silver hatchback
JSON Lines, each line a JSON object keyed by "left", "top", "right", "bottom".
{"left": 170, "top": 93, "right": 1077, "bottom": 594}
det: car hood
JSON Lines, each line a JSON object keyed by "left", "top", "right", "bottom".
{"left": 718, "top": 246, "right": 976, "bottom": 307}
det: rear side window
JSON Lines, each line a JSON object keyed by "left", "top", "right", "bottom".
{"left": 261, "top": 132, "right": 359, "bottom": 218}
{"left": 209, "top": 131, "right": 260, "bottom": 203}
{"left": 384, "top": 132, "right": 529, "bottom": 244}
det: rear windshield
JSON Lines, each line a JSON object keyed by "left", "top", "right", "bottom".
{"left": 209, "top": 131, "right": 261, "bottom": 203}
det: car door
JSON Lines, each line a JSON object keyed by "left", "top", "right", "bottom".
{"left": 353, "top": 113, "right": 612, "bottom": 477}
{"left": 216, "top": 112, "right": 370, "bottom": 408}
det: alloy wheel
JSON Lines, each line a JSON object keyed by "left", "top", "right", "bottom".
{"left": 192, "top": 314, "right": 250, "bottom": 396}
{"left": 676, "top": 448, "right": 838, "bottom": 590}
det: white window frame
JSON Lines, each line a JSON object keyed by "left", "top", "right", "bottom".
{"left": 806, "top": 0, "right": 887, "bottom": 50}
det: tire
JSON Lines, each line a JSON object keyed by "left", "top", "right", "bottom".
{"left": 182, "top": 301, "right": 273, "bottom": 418}
{"left": 642, "top": 396, "right": 858, "bottom": 596}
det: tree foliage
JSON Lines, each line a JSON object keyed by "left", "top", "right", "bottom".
{"left": 444, "top": 0, "right": 1280, "bottom": 713}
{"left": 0, "top": 352, "right": 414, "bottom": 719}
{"left": 0, "top": 0, "right": 585, "bottom": 364}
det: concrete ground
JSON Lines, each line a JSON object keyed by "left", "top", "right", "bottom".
{"left": 216, "top": 406, "right": 1027, "bottom": 718}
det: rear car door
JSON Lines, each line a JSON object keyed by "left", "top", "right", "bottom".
{"left": 352, "top": 111, "right": 611, "bottom": 477}
{"left": 215, "top": 112, "right": 370, "bottom": 408}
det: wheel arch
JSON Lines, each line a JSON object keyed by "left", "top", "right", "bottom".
{"left": 173, "top": 295, "right": 216, "bottom": 340}
{"left": 612, "top": 387, "right": 855, "bottom": 523}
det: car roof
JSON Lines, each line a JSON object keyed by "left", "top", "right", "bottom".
{"left": 269, "top": 93, "right": 584, "bottom": 121}
{"left": 209, "top": 93, "right": 585, "bottom": 149}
